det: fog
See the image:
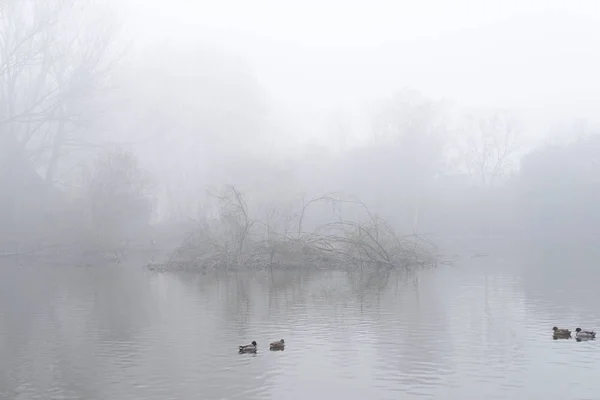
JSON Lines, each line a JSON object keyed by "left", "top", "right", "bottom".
{"left": 2, "top": 0, "right": 600, "bottom": 262}
{"left": 5, "top": 2, "right": 600, "bottom": 397}
{"left": 120, "top": 0, "right": 600, "bottom": 144}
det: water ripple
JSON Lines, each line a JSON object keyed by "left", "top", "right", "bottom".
{"left": 2, "top": 260, "right": 600, "bottom": 399}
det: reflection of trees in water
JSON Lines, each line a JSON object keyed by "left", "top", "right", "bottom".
{"left": 153, "top": 266, "right": 533, "bottom": 396}
{"left": 0, "top": 263, "right": 152, "bottom": 399}
{"left": 172, "top": 268, "right": 428, "bottom": 358}
{"left": 170, "top": 267, "right": 424, "bottom": 329}
{"left": 5, "top": 248, "right": 594, "bottom": 398}
{"left": 0, "top": 264, "right": 57, "bottom": 397}
{"left": 346, "top": 267, "right": 415, "bottom": 297}
{"left": 358, "top": 264, "right": 526, "bottom": 390}
{"left": 512, "top": 240, "right": 600, "bottom": 326}
{"left": 369, "top": 269, "right": 452, "bottom": 387}
{"left": 387, "top": 259, "right": 531, "bottom": 391}
{"left": 346, "top": 267, "right": 392, "bottom": 295}
{"left": 169, "top": 268, "right": 320, "bottom": 332}
{"left": 154, "top": 271, "right": 273, "bottom": 396}
{"left": 263, "top": 269, "right": 319, "bottom": 315}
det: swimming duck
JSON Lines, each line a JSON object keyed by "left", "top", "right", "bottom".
{"left": 269, "top": 339, "right": 285, "bottom": 350}
{"left": 239, "top": 341, "right": 257, "bottom": 353}
{"left": 552, "top": 327, "right": 571, "bottom": 338}
{"left": 575, "top": 328, "right": 596, "bottom": 339}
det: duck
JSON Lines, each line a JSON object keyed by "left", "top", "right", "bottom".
{"left": 239, "top": 341, "right": 257, "bottom": 353}
{"left": 552, "top": 327, "right": 572, "bottom": 338}
{"left": 269, "top": 339, "right": 285, "bottom": 350}
{"left": 575, "top": 328, "right": 596, "bottom": 339}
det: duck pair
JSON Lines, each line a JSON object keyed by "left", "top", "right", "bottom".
{"left": 552, "top": 327, "right": 596, "bottom": 339}
{"left": 239, "top": 339, "right": 285, "bottom": 353}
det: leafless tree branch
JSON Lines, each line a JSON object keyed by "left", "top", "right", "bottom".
{"left": 154, "top": 187, "right": 438, "bottom": 272}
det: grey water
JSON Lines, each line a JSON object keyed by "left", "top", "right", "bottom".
{"left": 1, "top": 242, "right": 600, "bottom": 400}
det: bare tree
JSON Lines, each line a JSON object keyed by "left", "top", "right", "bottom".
{"left": 371, "top": 89, "right": 449, "bottom": 234}
{"left": 211, "top": 185, "right": 254, "bottom": 258}
{"left": 155, "top": 188, "right": 438, "bottom": 273}
{"left": 85, "top": 148, "right": 153, "bottom": 249}
{"left": 295, "top": 193, "right": 341, "bottom": 240}
{"left": 458, "top": 110, "right": 521, "bottom": 186}
{"left": 0, "top": 0, "right": 121, "bottom": 183}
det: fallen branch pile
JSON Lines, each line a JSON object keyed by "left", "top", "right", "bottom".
{"left": 149, "top": 186, "right": 437, "bottom": 272}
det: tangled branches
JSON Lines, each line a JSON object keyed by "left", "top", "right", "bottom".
{"left": 150, "top": 186, "right": 437, "bottom": 272}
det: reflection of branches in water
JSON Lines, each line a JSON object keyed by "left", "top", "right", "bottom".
{"left": 167, "top": 269, "right": 254, "bottom": 334}
{"left": 0, "top": 264, "right": 150, "bottom": 399}
{"left": 152, "top": 187, "right": 438, "bottom": 273}
{"left": 347, "top": 268, "right": 392, "bottom": 296}
{"left": 233, "top": 277, "right": 252, "bottom": 332}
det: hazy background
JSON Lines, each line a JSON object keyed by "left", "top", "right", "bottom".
{"left": 4, "top": 2, "right": 600, "bottom": 398}
{"left": 2, "top": 0, "right": 600, "bottom": 253}
{"left": 120, "top": 0, "right": 600, "bottom": 145}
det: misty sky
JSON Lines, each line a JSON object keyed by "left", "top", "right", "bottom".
{"left": 118, "top": 0, "right": 600, "bottom": 147}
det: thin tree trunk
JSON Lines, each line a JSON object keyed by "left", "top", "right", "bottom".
{"left": 44, "top": 116, "right": 65, "bottom": 183}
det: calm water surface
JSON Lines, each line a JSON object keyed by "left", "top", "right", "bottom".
{"left": 1, "top": 244, "right": 600, "bottom": 399}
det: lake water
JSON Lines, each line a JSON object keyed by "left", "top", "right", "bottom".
{"left": 1, "top": 241, "right": 600, "bottom": 399}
